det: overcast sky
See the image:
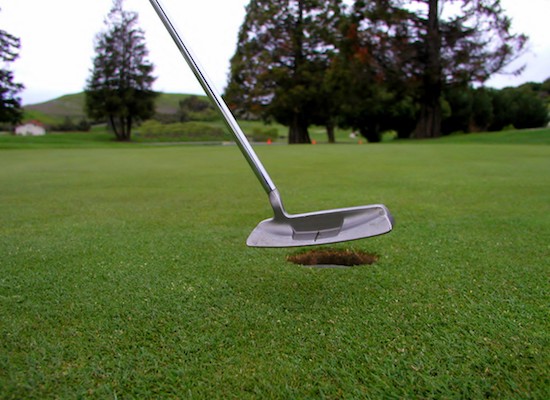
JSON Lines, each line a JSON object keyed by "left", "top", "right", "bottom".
{"left": 1, "top": 0, "right": 549, "bottom": 105}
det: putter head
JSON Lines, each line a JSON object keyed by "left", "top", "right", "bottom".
{"left": 246, "top": 189, "right": 394, "bottom": 248}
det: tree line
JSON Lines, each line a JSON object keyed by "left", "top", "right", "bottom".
{"left": 1, "top": 1, "right": 548, "bottom": 142}
{"left": 225, "top": 0, "right": 548, "bottom": 143}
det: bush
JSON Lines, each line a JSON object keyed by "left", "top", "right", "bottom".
{"left": 52, "top": 117, "right": 92, "bottom": 132}
{"left": 250, "top": 127, "right": 278, "bottom": 142}
{"left": 442, "top": 86, "right": 493, "bottom": 135}
{"left": 441, "top": 85, "right": 548, "bottom": 134}
{"left": 136, "top": 120, "right": 230, "bottom": 142}
{"left": 179, "top": 96, "right": 219, "bottom": 122}
{"left": 489, "top": 86, "right": 548, "bottom": 131}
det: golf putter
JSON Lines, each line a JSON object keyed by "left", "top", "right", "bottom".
{"left": 149, "top": 0, "right": 394, "bottom": 247}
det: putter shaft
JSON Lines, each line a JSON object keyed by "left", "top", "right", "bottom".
{"left": 149, "top": 0, "right": 394, "bottom": 247}
{"left": 149, "top": 0, "right": 276, "bottom": 194}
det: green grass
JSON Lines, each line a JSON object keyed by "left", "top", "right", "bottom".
{"left": 0, "top": 127, "right": 119, "bottom": 149}
{"left": 423, "top": 128, "right": 550, "bottom": 145}
{"left": 0, "top": 135, "right": 549, "bottom": 398}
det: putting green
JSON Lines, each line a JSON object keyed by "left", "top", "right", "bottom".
{"left": 1, "top": 140, "right": 548, "bottom": 398}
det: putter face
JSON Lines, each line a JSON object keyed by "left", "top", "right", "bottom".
{"left": 246, "top": 189, "right": 394, "bottom": 248}
{"left": 246, "top": 204, "right": 394, "bottom": 248}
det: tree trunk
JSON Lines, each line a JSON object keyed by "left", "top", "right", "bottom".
{"left": 124, "top": 116, "right": 132, "bottom": 141}
{"left": 288, "top": 112, "right": 311, "bottom": 144}
{"left": 119, "top": 116, "right": 130, "bottom": 141}
{"left": 326, "top": 120, "right": 335, "bottom": 143}
{"left": 109, "top": 114, "right": 132, "bottom": 141}
{"left": 359, "top": 126, "right": 381, "bottom": 143}
{"left": 109, "top": 115, "right": 123, "bottom": 141}
{"left": 287, "top": 2, "right": 310, "bottom": 144}
{"left": 414, "top": 100, "right": 442, "bottom": 139}
{"left": 413, "top": 0, "right": 443, "bottom": 139}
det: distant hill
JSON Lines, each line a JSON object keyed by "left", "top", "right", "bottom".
{"left": 23, "top": 92, "right": 206, "bottom": 125}
{"left": 23, "top": 93, "right": 87, "bottom": 126}
{"left": 154, "top": 93, "right": 202, "bottom": 115}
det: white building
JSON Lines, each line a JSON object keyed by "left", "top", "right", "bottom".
{"left": 15, "top": 121, "right": 46, "bottom": 136}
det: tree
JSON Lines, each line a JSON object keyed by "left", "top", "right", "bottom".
{"left": 326, "top": 3, "right": 419, "bottom": 142}
{"left": 441, "top": 85, "right": 494, "bottom": 134}
{"left": 525, "top": 77, "right": 550, "bottom": 112}
{"left": 489, "top": 85, "right": 548, "bottom": 131}
{"left": 541, "top": 77, "right": 550, "bottom": 109}
{"left": 352, "top": 0, "right": 527, "bottom": 139}
{"left": 226, "top": 0, "right": 344, "bottom": 143}
{"left": 85, "top": 0, "right": 157, "bottom": 141}
{"left": 0, "top": 12, "right": 24, "bottom": 124}
{"left": 178, "top": 95, "right": 217, "bottom": 122}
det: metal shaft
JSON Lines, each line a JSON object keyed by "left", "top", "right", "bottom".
{"left": 148, "top": 0, "right": 277, "bottom": 194}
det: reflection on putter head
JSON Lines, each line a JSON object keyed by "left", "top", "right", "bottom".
{"left": 247, "top": 189, "right": 393, "bottom": 247}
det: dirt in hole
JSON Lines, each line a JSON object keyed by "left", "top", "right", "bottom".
{"left": 287, "top": 249, "right": 378, "bottom": 267}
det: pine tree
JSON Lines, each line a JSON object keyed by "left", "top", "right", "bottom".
{"left": 226, "top": 0, "right": 344, "bottom": 143}
{"left": 326, "top": 1, "right": 420, "bottom": 142}
{"left": 85, "top": 0, "right": 157, "bottom": 141}
{"left": 0, "top": 15, "right": 24, "bottom": 124}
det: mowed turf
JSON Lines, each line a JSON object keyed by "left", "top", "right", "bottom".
{"left": 0, "top": 138, "right": 549, "bottom": 398}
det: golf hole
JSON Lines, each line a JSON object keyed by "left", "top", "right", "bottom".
{"left": 287, "top": 249, "right": 378, "bottom": 269}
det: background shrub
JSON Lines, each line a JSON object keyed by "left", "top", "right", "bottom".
{"left": 250, "top": 127, "right": 278, "bottom": 142}
{"left": 136, "top": 120, "right": 230, "bottom": 142}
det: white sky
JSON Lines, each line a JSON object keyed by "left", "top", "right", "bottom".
{"left": 1, "top": 0, "right": 549, "bottom": 106}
